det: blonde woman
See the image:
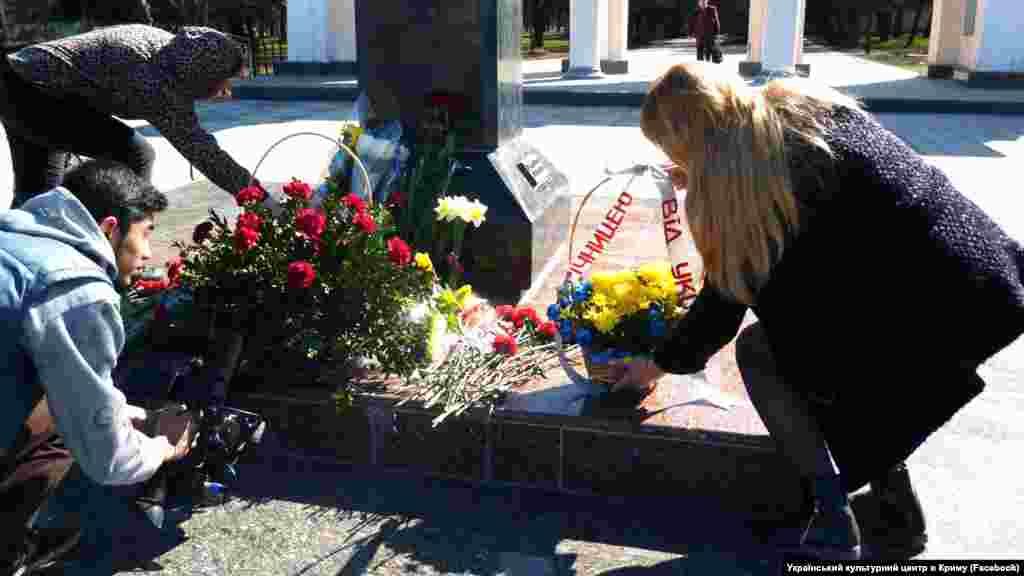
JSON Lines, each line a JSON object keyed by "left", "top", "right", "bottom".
{"left": 615, "top": 63, "right": 1024, "bottom": 560}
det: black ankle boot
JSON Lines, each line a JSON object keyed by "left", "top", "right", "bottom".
{"left": 793, "top": 477, "right": 862, "bottom": 561}
{"left": 870, "top": 463, "right": 927, "bottom": 558}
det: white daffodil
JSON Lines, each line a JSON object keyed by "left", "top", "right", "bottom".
{"left": 465, "top": 199, "right": 488, "bottom": 228}
{"left": 434, "top": 196, "right": 455, "bottom": 221}
{"left": 449, "top": 196, "right": 473, "bottom": 223}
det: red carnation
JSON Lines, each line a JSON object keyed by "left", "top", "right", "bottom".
{"left": 495, "top": 305, "right": 515, "bottom": 321}
{"left": 387, "top": 236, "right": 412, "bottom": 266}
{"left": 192, "top": 220, "right": 215, "bottom": 244}
{"left": 539, "top": 321, "right": 558, "bottom": 339}
{"left": 166, "top": 257, "right": 183, "bottom": 287}
{"left": 342, "top": 193, "right": 368, "bottom": 213}
{"left": 353, "top": 210, "right": 377, "bottom": 234}
{"left": 296, "top": 208, "right": 327, "bottom": 240}
{"left": 237, "top": 212, "right": 262, "bottom": 232}
{"left": 513, "top": 307, "right": 540, "bottom": 329}
{"left": 492, "top": 334, "right": 518, "bottom": 355}
{"left": 287, "top": 261, "right": 316, "bottom": 290}
{"left": 234, "top": 226, "right": 260, "bottom": 252}
{"left": 154, "top": 303, "right": 168, "bottom": 325}
{"left": 134, "top": 278, "right": 170, "bottom": 292}
{"left": 283, "top": 179, "right": 313, "bottom": 202}
{"left": 236, "top": 185, "right": 266, "bottom": 205}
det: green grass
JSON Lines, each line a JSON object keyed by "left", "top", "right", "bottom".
{"left": 521, "top": 31, "right": 570, "bottom": 58}
{"left": 858, "top": 33, "right": 930, "bottom": 75}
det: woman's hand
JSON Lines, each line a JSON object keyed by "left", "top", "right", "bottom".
{"left": 611, "top": 357, "right": 666, "bottom": 393}
{"left": 662, "top": 163, "right": 688, "bottom": 190}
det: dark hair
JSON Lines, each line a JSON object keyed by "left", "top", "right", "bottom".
{"left": 62, "top": 159, "right": 168, "bottom": 228}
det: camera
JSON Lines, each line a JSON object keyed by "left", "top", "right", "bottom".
{"left": 135, "top": 342, "right": 267, "bottom": 529}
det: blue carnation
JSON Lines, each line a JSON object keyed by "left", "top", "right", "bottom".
{"left": 547, "top": 303, "right": 561, "bottom": 321}
{"left": 559, "top": 297, "right": 571, "bottom": 309}
{"left": 648, "top": 306, "right": 662, "bottom": 320}
{"left": 576, "top": 328, "right": 593, "bottom": 346}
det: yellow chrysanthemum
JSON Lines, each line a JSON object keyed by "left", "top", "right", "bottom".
{"left": 455, "top": 284, "right": 473, "bottom": 307}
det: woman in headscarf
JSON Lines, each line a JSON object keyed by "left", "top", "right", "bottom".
{"left": 615, "top": 62, "right": 1024, "bottom": 560}
{"left": 1, "top": 24, "right": 261, "bottom": 207}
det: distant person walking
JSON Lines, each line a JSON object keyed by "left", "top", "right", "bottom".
{"left": 689, "top": 0, "right": 721, "bottom": 62}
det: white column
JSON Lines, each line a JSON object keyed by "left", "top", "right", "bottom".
{"left": 603, "top": 0, "right": 629, "bottom": 73}
{"left": 926, "top": 0, "right": 962, "bottom": 77}
{"left": 287, "top": 0, "right": 328, "bottom": 63}
{"left": 565, "top": 0, "right": 607, "bottom": 78}
{"left": 741, "top": 0, "right": 807, "bottom": 75}
{"left": 286, "top": 0, "right": 309, "bottom": 62}
{"left": 972, "top": 0, "right": 1024, "bottom": 73}
{"left": 326, "top": 0, "right": 357, "bottom": 65}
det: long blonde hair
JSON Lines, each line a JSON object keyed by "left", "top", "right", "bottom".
{"left": 640, "top": 63, "right": 864, "bottom": 305}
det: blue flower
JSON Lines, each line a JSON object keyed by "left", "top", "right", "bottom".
{"left": 573, "top": 281, "right": 592, "bottom": 304}
{"left": 559, "top": 297, "right": 571, "bottom": 309}
{"left": 559, "top": 320, "right": 575, "bottom": 343}
{"left": 547, "top": 303, "right": 561, "bottom": 321}
{"left": 612, "top": 349, "right": 630, "bottom": 359}
{"left": 590, "top": 351, "right": 610, "bottom": 364}
{"left": 576, "top": 328, "right": 593, "bottom": 346}
{"left": 648, "top": 306, "right": 662, "bottom": 320}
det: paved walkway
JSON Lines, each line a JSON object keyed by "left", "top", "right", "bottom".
{"left": 235, "top": 40, "right": 1024, "bottom": 113}
{"left": 3, "top": 99, "right": 1022, "bottom": 571}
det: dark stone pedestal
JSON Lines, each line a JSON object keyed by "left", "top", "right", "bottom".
{"left": 274, "top": 61, "right": 357, "bottom": 76}
{"left": 561, "top": 58, "right": 629, "bottom": 75}
{"left": 356, "top": 0, "right": 570, "bottom": 303}
{"left": 452, "top": 142, "right": 570, "bottom": 304}
{"left": 928, "top": 64, "right": 955, "bottom": 79}
{"left": 739, "top": 61, "right": 811, "bottom": 78}
{"left": 953, "top": 67, "right": 1024, "bottom": 89}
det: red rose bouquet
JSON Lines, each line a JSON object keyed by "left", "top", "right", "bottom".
{"left": 170, "top": 175, "right": 435, "bottom": 382}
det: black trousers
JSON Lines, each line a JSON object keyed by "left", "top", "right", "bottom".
{"left": 696, "top": 35, "right": 717, "bottom": 62}
{"left": 0, "top": 55, "right": 155, "bottom": 208}
{"left": 736, "top": 321, "right": 977, "bottom": 494}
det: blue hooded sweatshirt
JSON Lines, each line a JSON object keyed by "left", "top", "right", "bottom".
{"left": 0, "top": 188, "right": 171, "bottom": 485}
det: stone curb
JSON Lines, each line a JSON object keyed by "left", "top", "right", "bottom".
{"left": 233, "top": 389, "right": 804, "bottom": 523}
{"left": 234, "top": 83, "right": 1024, "bottom": 115}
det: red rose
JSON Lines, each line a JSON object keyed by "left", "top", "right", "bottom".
{"left": 287, "top": 261, "right": 316, "bottom": 290}
{"left": 342, "top": 193, "right": 368, "bottom": 213}
{"left": 494, "top": 305, "right": 515, "bottom": 321}
{"left": 387, "top": 236, "right": 412, "bottom": 266}
{"left": 283, "top": 179, "right": 313, "bottom": 202}
{"left": 492, "top": 334, "right": 518, "bottom": 355}
{"left": 166, "top": 257, "right": 183, "bottom": 287}
{"left": 237, "top": 212, "right": 262, "bottom": 232}
{"left": 539, "top": 321, "right": 558, "bottom": 339}
{"left": 353, "top": 211, "right": 377, "bottom": 234}
{"left": 192, "top": 220, "right": 215, "bottom": 244}
{"left": 296, "top": 208, "right": 327, "bottom": 239}
{"left": 386, "top": 191, "right": 406, "bottom": 207}
{"left": 236, "top": 185, "right": 266, "bottom": 205}
{"left": 234, "top": 226, "right": 260, "bottom": 252}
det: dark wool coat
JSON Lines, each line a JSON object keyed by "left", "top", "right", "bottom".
{"left": 5, "top": 24, "right": 252, "bottom": 195}
{"left": 654, "top": 106, "right": 1024, "bottom": 491}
